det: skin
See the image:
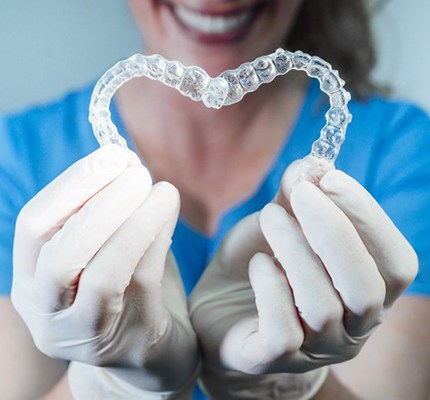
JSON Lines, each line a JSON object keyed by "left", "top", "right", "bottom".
{"left": 128, "top": 0, "right": 302, "bottom": 76}
{"left": 118, "top": 0, "right": 305, "bottom": 234}
{"left": 1, "top": 0, "right": 430, "bottom": 398}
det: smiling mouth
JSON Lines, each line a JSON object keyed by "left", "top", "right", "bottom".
{"left": 167, "top": 2, "right": 266, "bottom": 44}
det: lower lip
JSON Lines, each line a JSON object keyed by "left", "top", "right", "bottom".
{"left": 167, "top": 4, "right": 263, "bottom": 45}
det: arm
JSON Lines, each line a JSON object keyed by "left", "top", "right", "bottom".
{"left": 316, "top": 296, "right": 430, "bottom": 400}
{"left": 40, "top": 374, "right": 73, "bottom": 400}
{"left": 0, "top": 298, "right": 68, "bottom": 399}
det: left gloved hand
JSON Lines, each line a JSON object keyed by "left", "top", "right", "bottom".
{"left": 189, "top": 156, "right": 418, "bottom": 399}
{"left": 12, "top": 146, "right": 199, "bottom": 399}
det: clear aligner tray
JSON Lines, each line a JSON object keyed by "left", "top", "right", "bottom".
{"left": 89, "top": 48, "right": 352, "bottom": 162}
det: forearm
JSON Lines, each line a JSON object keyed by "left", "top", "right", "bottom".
{"left": 325, "top": 297, "right": 430, "bottom": 400}
{"left": 312, "top": 369, "right": 360, "bottom": 400}
{"left": 0, "top": 298, "right": 68, "bottom": 399}
{"left": 39, "top": 373, "right": 73, "bottom": 400}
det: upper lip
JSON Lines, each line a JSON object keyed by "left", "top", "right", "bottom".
{"left": 163, "top": 1, "right": 267, "bottom": 17}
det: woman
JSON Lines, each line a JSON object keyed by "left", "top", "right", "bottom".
{"left": 1, "top": 0, "right": 430, "bottom": 398}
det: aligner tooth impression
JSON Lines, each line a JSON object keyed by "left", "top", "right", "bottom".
{"left": 89, "top": 49, "right": 352, "bottom": 164}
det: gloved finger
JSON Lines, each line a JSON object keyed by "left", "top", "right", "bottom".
{"left": 33, "top": 165, "right": 152, "bottom": 313}
{"left": 123, "top": 182, "right": 180, "bottom": 326}
{"left": 319, "top": 170, "right": 418, "bottom": 307}
{"left": 129, "top": 182, "right": 180, "bottom": 288}
{"left": 216, "top": 212, "right": 272, "bottom": 280}
{"left": 221, "top": 252, "right": 303, "bottom": 374}
{"left": 74, "top": 182, "right": 179, "bottom": 321}
{"left": 274, "top": 156, "right": 334, "bottom": 215}
{"left": 13, "top": 144, "right": 139, "bottom": 284}
{"left": 162, "top": 252, "right": 194, "bottom": 334}
{"left": 260, "top": 204, "right": 345, "bottom": 343}
{"left": 291, "top": 181, "right": 386, "bottom": 338}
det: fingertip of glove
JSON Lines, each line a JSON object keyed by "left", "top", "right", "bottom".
{"left": 151, "top": 181, "right": 181, "bottom": 215}
{"left": 152, "top": 181, "right": 180, "bottom": 200}
{"left": 289, "top": 180, "right": 321, "bottom": 211}
{"left": 249, "top": 252, "right": 274, "bottom": 275}
{"left": 125, "top": 149, "right": 143, "bottom": 167}
{"left": 282, "top": 156, "right": 333, "bottom": 195}
{"left": 95, "top": 144, "right": 129, "bottom": 173}
{"left": 319, "top": 169, "right": 350, "bottom": 194}
{"left": 278, "top": 159, "right": 303, "bottom": 201}
{"left": 99, "top": 143, "right": 127, "bottom": 157}
{"left": 249, "top": 253, "right": 283, "bottom": 288}
{"left": 134, "top": 163, "right": 153, "bottom": 185}
{"left": 124, "top": 164, "right": 152, "bottom": 187}
{"left": 260, "top": 203, "right": 287, "bottom": 229}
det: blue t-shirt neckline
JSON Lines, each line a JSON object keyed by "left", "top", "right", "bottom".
{"left": 110, "top": 80, "right": 320, "bottom": 256}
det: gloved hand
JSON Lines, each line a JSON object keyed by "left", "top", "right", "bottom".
{"left": 12, "top": 145, "right": 199, "bottom": 399}
{"left": 189, "top": 156, "right": 418, "bottom": 399}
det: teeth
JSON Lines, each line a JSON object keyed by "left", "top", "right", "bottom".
{"left": 174, "top": 5, "right": 252, "bottom": 35}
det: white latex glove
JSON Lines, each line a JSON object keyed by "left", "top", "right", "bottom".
{"left": 11, "top": 145, "right": 199, "bottom": 399}
{"left": 189, "top": 156, "right": 418, "bottom": 400}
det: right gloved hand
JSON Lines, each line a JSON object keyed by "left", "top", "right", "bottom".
{"left": 189, "top": 156, "right": 417, "bottom": 400}
{"left": 11, "top": 145, "right": 199, "bottom": 399}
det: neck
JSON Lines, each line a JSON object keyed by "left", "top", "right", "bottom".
{"left": 116, "top": 71, "right": 307, "bottom": 165}
{"left": 115, "top": 71, "right": 307, "bottom": 234}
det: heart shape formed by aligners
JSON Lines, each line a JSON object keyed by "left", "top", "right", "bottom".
{"left": 89, "top": 48, "right": 352, "bottom": 162}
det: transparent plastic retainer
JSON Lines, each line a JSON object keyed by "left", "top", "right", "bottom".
{"left": 89, "top": 49, "right": 352, "bottom": 163}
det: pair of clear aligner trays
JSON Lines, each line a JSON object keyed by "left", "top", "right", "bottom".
{"left": 89, "top": 48, "right": 352, "bottom": 163}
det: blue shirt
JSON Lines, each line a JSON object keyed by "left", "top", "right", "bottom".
{"left": 1, "top": 81, "right": 430, "bottom": 399}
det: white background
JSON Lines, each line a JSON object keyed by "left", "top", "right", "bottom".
{"left": 0, "top": 0, "right": 429, "bottom": 114}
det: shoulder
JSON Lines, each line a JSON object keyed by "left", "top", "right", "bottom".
{"left": 2, "top": 84, "right": 93, "bottom": 132}
{"left": 305, "top": 82, "right": 430, "bottom": 182}
{"left": 334, "top": 95, "right": 430, "bottom": 297}
{"left": 348, "top": 95, "right": 430, "bottom": 144}
{"left": 349, "top": 94, "right": 429, "bottom": 121}
{"left": 333, "top": 94, "right": 430, "bottom": 186}
{"left": 0, "top": 84, "right": 98, "bottom": 195}
{"left": 1, "top": 83, "right": 96, "bottom": 160}
{"left": 0, "top": 85, "right": 101, "bottom": 295}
